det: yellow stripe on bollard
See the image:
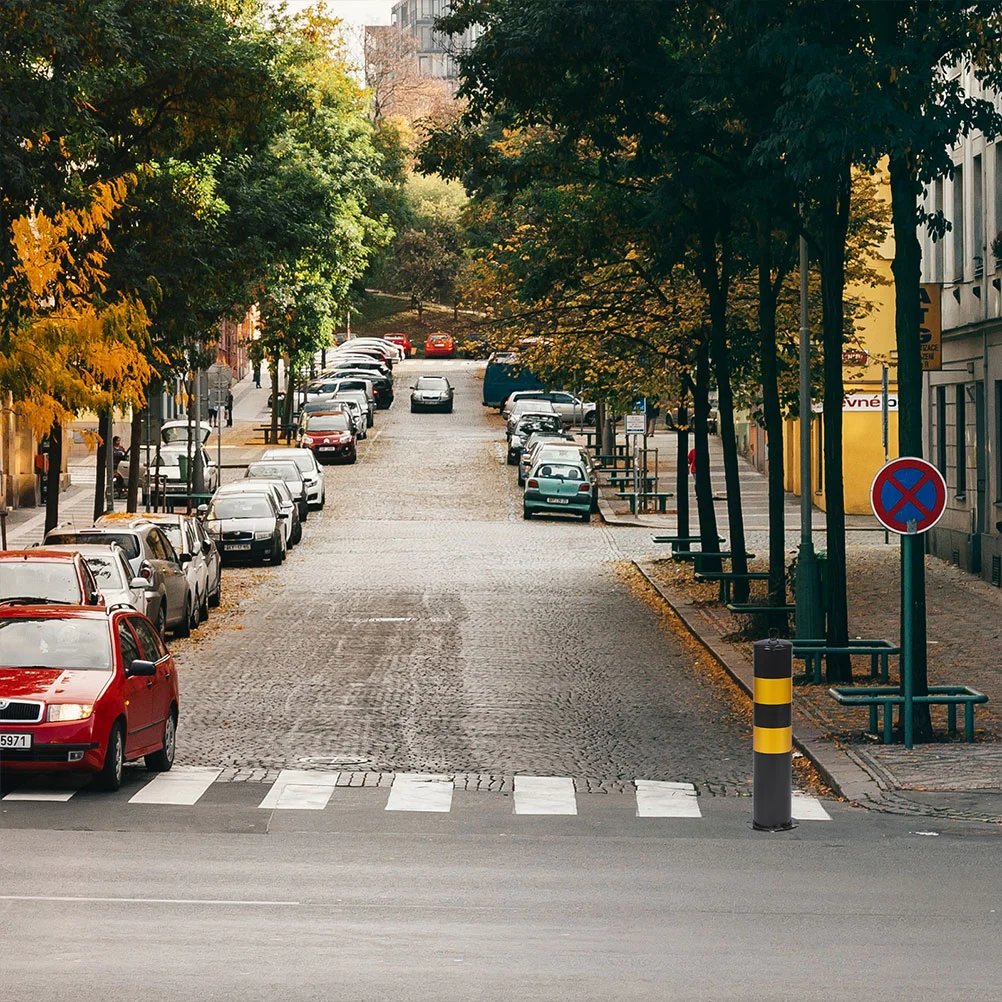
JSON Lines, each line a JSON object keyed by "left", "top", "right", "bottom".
{"left": 753, "top": 725, "right": 793, "bottom": 755}
{"left": 753, "top": 676, "right": 793, "bottom": 705}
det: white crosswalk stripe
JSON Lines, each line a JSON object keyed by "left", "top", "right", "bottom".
{"left": 791, "top": 792, "right": 832, "bottom": 821}
{"left": 635, "top": 780, "right": 702, "bottom": 817}
{"left": 385, "top": 773, "right": 453, "bottom": 812}
{"left": 128, "top": 767, "right": 221, "bottom": 805}
{"left": 258, "top": 770, "right": 340, "bottom": 810}
{"left": 3, "top": 788, "right": 79, "bottom": 802}
{"left": 513, "top": 775, "right": 577, "bottom": 815}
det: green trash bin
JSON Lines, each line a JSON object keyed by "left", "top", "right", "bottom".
{"left": 815, "top": 550, "right": 828, "bottom": 611}
{"left": 177, "top": 453, "right": 188, "bottom": 484}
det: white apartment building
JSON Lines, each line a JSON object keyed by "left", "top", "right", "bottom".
{"left": 390, "top": 0, "right": 480, "bottom": 82}
{"left": 918, "top": 64, "right": 1002, "bottom": 583}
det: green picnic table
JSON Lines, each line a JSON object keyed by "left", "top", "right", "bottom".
{"left": 693, "top": 570, "right": 771, "bottom": 604}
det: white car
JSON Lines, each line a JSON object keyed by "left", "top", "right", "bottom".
{"left": 337, "top": 337, "right": 405, "bottom": 361}
{"left": 262, "top": 447, "right": 326, "bottom": 510}
{"left": 149, "top": 441, "right": 219, "bottom": 495}
{"left": 44, "top": 543, "right": 153, "bottom": 616}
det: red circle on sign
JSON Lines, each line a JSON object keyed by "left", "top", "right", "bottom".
{"left": 870, "top": 457, "right": 947, "bottom": 535}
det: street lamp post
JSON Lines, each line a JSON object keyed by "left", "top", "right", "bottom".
{"left": 796, "top": 231, "right": 823, "bottom": 639}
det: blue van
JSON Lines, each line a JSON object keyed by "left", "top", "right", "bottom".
{"left": 482, "top": 352, "right": 544, "bottom": 409}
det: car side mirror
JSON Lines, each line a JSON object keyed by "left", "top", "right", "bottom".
{"left": 277, "top": 512, "right": 288, "bottom": 519}
{"left": 130, "top": 576, "right": 149, "bottom": 590}
{"left": 126, "top": 659, "right": 156, "bottom": 678}
{"left": 197, "top": 504, "right": 209, "bottom": 517}
{"left": 90, "top": 591, "right": 103, "bottom": 606}
{"left": 178, "top": 552, "right": 192, "bottom": 564}
{"left": 201, "top": 539, "right": 211, "bottom": 555}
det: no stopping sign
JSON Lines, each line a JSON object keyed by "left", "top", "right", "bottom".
{"left": 870, "top": 458, "right": 947, "bottom": 535}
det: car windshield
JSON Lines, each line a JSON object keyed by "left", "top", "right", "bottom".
{"left": 517, "top": 416, "right": 560, "bottom": 433}
{"left": 0, "top": 562, "right": 81, "bottom": 603}
{"left": 416, "top": 377, "right": 449, "bottom": 389}
{"left": 209, "top": 497, "right": 274, "bottom": 520}
{"left": 0, "top": 617, "right": 112, "bottom": 670}
{"left": 534, "top": 464, "right": 584, "bottom": 480}
{"left": 248, "top": 463, "right": 301, "bottom": 482}
{"left": 534, "top": 448, "right": 584, "bottom": 465}
{"left": 265, "top": 452, "right": 314, "bottom": 474}
{"left": 155, "top": 524, "right": 183, "bottom": 551}
{"left": 82, "top": 555, "right": 127, "bottom": 588}
{"left": 45, "top": 532, "right": 140, "bottom": 561}
{"left": 306, "top": 414, "right": 351, "bottom": 432}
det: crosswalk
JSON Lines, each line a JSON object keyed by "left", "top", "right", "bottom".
{"left": 1, "top": 767, "right": 833, "bottom": 821}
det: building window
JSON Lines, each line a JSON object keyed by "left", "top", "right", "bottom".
{"left": 973, "top": 153, "right": 984, "bottom": 274}
{"left": 956, "top": 383, "right": 967, "bottom": 496}
{"left": 418, "top": 54, "right": 431, "bottom": 74}
{"left": 995, "top": 146, "right": 1002, "bottom": 268}
{"left": 936, "top": 385, "right": 948, "bottom": 476}
{"left": 995, "top": 381, "right": 1002, "bottom": 501}
{"left": 952, "top": 165, "right": 965, "bottom": 282}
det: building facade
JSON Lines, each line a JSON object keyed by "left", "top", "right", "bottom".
{"left": 918, "top": 66, "right": 1002, "bottom": 583}
{"left": 390, "top": 0, "right": 479, "bottom": 81}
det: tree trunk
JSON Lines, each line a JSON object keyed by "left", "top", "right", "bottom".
{"left": 758, "top": 221, "right": 788, "bottom": 627}
{"left": 44, "top": 421, "right": 62, "bottom": 536}
{"left": 675, "top": 389, "right": 690, "bottom": 554}
{"left": 818, "top": 175, "right": 852, "bottom": 682}
{"left": 270, "top": 360, "right": 280, "bottom": 442}
{"left": 282, "top": 363, "right": 295, "bottom": 441}
{"left": 601, "top": 404, "right": 615, "bottom": 455}
{"left": 889, "top": 150, "right": 934, "bottom": 740}
{"left": 126, "top": 409, "right": 144, "bottom": 513}
{"left": 691, "top": 335, "right": 721, "bottom": 571}
{"left": 94, "top": 410, "right": 111, "bottom": 521}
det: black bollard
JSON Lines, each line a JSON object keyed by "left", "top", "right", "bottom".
{"left": 752, "top": 636, "right": 795, "bottom": 831}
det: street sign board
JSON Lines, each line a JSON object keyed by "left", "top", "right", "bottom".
{"left": 870, "top": 457, "right": 947, "bottom": 535}
{"left": 919, "top": 283, "right": 942, "bottom": 371}
{"left": 625, "top": 413, "right": 645, "bottom": 436}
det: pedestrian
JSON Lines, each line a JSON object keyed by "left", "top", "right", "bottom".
{"left": 687, "top": 447, "right": 697, "bottom": 477}
{"left": 645, "top": 402, "right": 661, "bottom": 436}
{"left": 253, "top": 363, "right": 261, "bottom": 388}
{"left": 226, "top": 390, "right": 234, "bottom": 427}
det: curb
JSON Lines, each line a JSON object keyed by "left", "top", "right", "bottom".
{"left": 631, "top": 557, "right": 888, "bottom": 809}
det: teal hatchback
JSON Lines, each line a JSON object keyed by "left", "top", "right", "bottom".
{"left": 523, "top": 461, "right": 592, "bottom": 522}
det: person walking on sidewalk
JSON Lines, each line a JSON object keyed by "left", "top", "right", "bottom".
{"left": 645, "top": 402, "right": 660, "bottom": 436}
{"left": 687, "top": 447, "right": 697, "bottom": 477}
{"left": 253, "top": 363, "right": 261, "bottom": 388}
{"left": 226, "top": 390, "right": 234, "bottom": 426}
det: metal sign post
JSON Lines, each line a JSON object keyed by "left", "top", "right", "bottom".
{"left": 870, "top": 458, "right": 947, "bottom": 748}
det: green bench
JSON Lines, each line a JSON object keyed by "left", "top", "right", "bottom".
{"left": 793, "top": 639, "right": 899, "bottom": 685}
{"left": 615, "top": 490, "right": 674, "bottom": 514}
{"left": 694, "top": 570, "right": 771, "bottom": 604}
{"left": 595, "top": 453, "right": 634, "bottom": 471}
{"left": 726, "top": 602, "right": 795, "bottom": 616}
{"left": 652, "top": 533, "right": 726, "bottom": 558}
{"left": 689, "top": 550, "right": 756, "bottom": 567}
{"left": 829, "top": 684, "right": 988, "bottom": 744}
{"left": 610, "top": 473, "right": 655, "bottom": 489}
{"left": 255, "top": 424, "right": 297, "bottom": 444}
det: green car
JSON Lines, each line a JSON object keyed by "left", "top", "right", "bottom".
{"left": 523, "top": 461, "right": 592, "bottom": 522}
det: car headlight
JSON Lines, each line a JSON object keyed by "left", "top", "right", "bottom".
{"left": 254, "top": 530, "right": 272, "bottom": 540}
{"left": 302, "top": 435, "right": 314, "bottom": 445}
{"left": 47, "top": 703, "right": 94, "bottom": 723}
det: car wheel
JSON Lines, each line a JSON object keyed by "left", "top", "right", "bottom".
{"left": 517, "top": 476, "right": 525, "bottom": 487}
{"left": 523, "top": 508, "right": 532, "bottom": 520}
{"left": 366, "top": 415, "right": 373, "bottom": 428}
{"left": 584, "top": 411, "right": 597, "bottom": 425}
{"left": 175, "top": 595, "right": 192, "bottom": 638}
{"left": 145, "top": 710, "right": 176, "bottom": 772}
{"left": 94, "top": 722, "right": 124, "bottom": 792}
{"left": 506, "top": 453, "right": 516, "bottom": 465}
{"left": 200, "top": 589, "right": 209, "bottom": 621}
{"left": 292, "top": 522, "right": 302, "bottom": 546}
{"left": 580, "top": 512, "right": 591, "bottom": 523}
{"left": 190, "top": 593, "right": 200, "bottom": 631}
{"left": 348, "top": 453, "right": 357, "bottom": 464}
{"left": 445, "top": 403, "right": 453, "bottom": 413}
{"left": 209, "top": 575, "right": 221, "bottom": 608}
{"left": 155, "top": 603, "right": 168, "bottom": 639}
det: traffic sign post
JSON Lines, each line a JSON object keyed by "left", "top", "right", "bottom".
{"left": 870, "top": 458, "right": 947, "bottom": 748}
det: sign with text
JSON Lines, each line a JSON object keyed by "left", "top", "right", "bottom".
{"left": 919, "top": 283, "right": 942, "bottom": 371}
{"left": 842, "top": 392, "right": 898, "bottom": 412}
{"left": 625, "top": 413, "right": 646, "bottom": 436}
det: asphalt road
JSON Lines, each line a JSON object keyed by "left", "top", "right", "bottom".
{"left": 3, "top": 360, "right": 1000, "bottom": 1000}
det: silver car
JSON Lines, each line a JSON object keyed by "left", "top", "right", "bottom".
{"left": 505, "top": 399, "right": 558, "bottom": 440}
{"left": 262, "top": 447, "right": 328, "bottom": 509}
{"left": 214, "top": 480, "right": 301, "bottom": 547}
{"left": 44, "top": 543, "right": 154, "bottom": 616}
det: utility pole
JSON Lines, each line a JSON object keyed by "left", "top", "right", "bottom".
{"left": 795, "top": 229, "right": 823, "bottom": 639}
{"left": 193, "top": 347, "right": 205, "bottom": 495}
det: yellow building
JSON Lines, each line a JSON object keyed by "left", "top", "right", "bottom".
{"left": 785, "top": 164, "right": 899, "bottom": 514}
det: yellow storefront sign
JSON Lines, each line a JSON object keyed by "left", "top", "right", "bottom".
{"left": 919, "top": 283, "right": 942, "bottom": 371}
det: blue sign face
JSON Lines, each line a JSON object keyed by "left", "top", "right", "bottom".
{"left": 871, "top": 458, "right": 947, "bottom": 534}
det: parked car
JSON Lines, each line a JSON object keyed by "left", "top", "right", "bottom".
{"left": 424, "top": 332, "right": 456, "bottom": 358}
{"left": 330, "top": 366, "right": 394, "bottom": 408}
{"left": 214, "top": 481, "right": 300, "bottom": 547}
{"left": 262, "top": 447, "right": 326, "bottom": 510}
{"left": 98, "top": 512, "right": 221, "bottom": 618}
{"left": 298, "top": 411, "right": 357, "bottom": 464}
{"left": 148, "top": 441, "right": 219, "bottom": 495}
{"left": 0, "top": 605, "right": 179, "bottom": 790}
{"left": 521, "top": 443, "right": 598, "bottom": 504}
{"left": 324, "top": 356, "right": 391, "bottom": 379}
{"left": 160, "top": 419, "right": 213, "bottom": 445}
{"left": 505, "top": 398, "right": 558, "bottom": 440}
{"left": 523, "top": 460, "right": 593, "bottom": 522}
{"left": 518, "top": 432, "right": 577, "bottom": 485}
{"left": 43, "top": 524, "right": 193, "bottom": 638}
{"left": 245, "top": 460, "right": 309, "bottom": 520}
{"left": 329, "top": 345, "right": 395, "bottom": 370}
{"left": 203, "top": 491, "right": 286, "bottom": 565}
{"left": 504, "top": 390, "right": 596, "bottom": 426}
{"left": 410, "top": 375, "right": 454, "bottom": 413}
{"left": 0, "top": 550, "right": 104, "bottom": 607}
{"left": 44, "top": 544, "right": 154, "bottom": 616}
{"left": 324, "top": 396, "right": 367, "bottom": 439}
{"left": 337, "top": 336, "right": 404, "bottom": 361}
{"left": 306, "top": 378, "right": 375, "bottom": 425}
{"left": 502, "top": 390, "right": 552, "bottom": 420}
{"left": 506, "top": 413, "right": 564, "bottom": 464}
{"left": 384, "top": 333, "right": 413, "bottom": 357}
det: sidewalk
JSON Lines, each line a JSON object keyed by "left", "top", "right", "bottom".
{"left": 593, "top": 430, "right": 1002, "bottom": 821}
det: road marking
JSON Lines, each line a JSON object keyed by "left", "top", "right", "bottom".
{"left": 0, "top": 894, "right": 299, "bottom": 907}
{"left": 513, "top": 775, "right": 577, "bottom": 815}
{"left": 635, "top": 780, "right": 702, "bottom": 818}
{"left": 385, "top": 773, "right": 453, "bottom": 812}
{"left": 128, "top": 767, "right": 221, "bottom": 805}
{"left": 2, "top": 788, "right": 78, "bottom": 802}
{"left": 258, "top": 770, "right": 340, "bottom": 810}
{"left": 791, "top": 792, "right": 832, "bottom": 821}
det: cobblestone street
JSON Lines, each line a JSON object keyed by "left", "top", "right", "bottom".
{"left": 171, "top": 361, "right": 754, "bottom": 790}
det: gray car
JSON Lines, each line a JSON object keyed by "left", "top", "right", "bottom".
{"left": 214, "top": 480, "right": 301, "bottom": 547}
{"left": 45, "top": 543, "right": 154, "bottom": 616}
{"left": 204, "top": 491, "right": 286, "bottom": 565}
{"left": 410, "top": 375, "right": 454, "bottom": 413}
{"left": 245, "top": 460, "right": 308, "bottom": 521}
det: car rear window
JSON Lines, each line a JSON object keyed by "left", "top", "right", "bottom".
{"left": 247, "top": 463, "right": 301, "bottom": 482}
{"left": 0, "top": 561, "right": 82, "bottom": 604}
{"left": 45, "top": 532, "right": 141, "bottom": 561}
{"left": 533, "top": 464, "right": 584, "bottom": 480}
{"left": 306, "top": 414, "right": 351, "bottom": 432}
{"left": 0, "top": 617, "right": 112, "bottom": 670}
{"left": 416, "top": 377, "right": 449, "bottom": 388}
{"left": 81, "top": 555, "right": 127, "bottom": 588}
{"left": 209, "top": 497, "right": 274, "bottom": 520}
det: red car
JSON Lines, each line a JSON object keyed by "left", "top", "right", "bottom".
{"left": 299, "top": 410, "right": 357, "bottom": 464}
{"left": 0, "top": 606, "right": 179, "bottom": 790}
{"left": 385, "top": 333, "right": 414, "bottom": 357}
{"left": 424, "top": 331, "right": 456, "bottom": 358}
{"left": 0, "top": 549, "right": 104, "bottom": 607}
